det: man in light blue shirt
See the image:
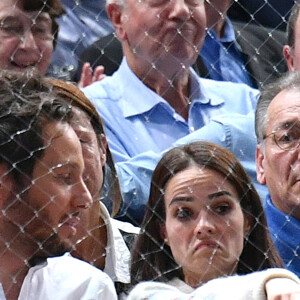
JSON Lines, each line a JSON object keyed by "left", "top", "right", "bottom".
{"left": 116, "top": 112, "right": 264, "bottom": 223}
{"left": 84, "top": 60, "right": 258, "bottom": 163}
{"left": 116, "top": 2, "right": 300, "bottom": 272}
{"left": 83, "top": 0, "right": 258, "bottom": 164}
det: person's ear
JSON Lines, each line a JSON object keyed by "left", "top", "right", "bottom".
{"left": 243, "top": 214, "right": 253, "bottom": 238}
{"left": 159, "top": 223, "right": 169, "bottom": 246}
{"left": 283, "top": 45, "right": 296, "bottom": 72}
{"left": 107, "top": 3, "right": 128, "bottom": 41}
{"left": 99, "top": 134, "right": 107, "bottom": 166}
{"left": 255, "top": 145, "right": 266, "bottom": 185}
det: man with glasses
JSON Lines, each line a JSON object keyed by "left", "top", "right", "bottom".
{"left": 0, "top": 0, "right": 64, "bottom": 74}
{"left": 0, "top": 0, "right": 101, "bottom": 87}
{"left": 255, "top": 71, "right": 300, "bottom": 278}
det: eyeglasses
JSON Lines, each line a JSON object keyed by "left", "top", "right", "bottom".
{"left": 0, "top": 13, "right": 52, "bottom": 41}
{"left": 263, "top": 127, "right": 300, "bottom": 151}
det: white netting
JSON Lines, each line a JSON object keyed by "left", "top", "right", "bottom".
{"left": 0, "top": 0, "right": 299, "bottom": 298}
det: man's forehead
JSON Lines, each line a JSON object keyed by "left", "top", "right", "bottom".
{"left": 40, "top": 122, "right": 83, "bottom": 167}
{"left": 267, "top": 89, "right": 300, "bottom": 127}
{"left": 42, "top": 121, "right": 73, "bottom": 142}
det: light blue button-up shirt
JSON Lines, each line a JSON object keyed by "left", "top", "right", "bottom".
{"left": 201, "top": 18, "right": 254, "bottom": 87}
{"left": 115, "top": 112, "right": 267, "bottom": 224}
{"left": 83, "top": 58, "right": 258, "bottom": 164}
{"left": 84, "top": 59, "right": 259, "bottom": 223}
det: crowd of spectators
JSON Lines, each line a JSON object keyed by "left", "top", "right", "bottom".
{"left": 0, "top": 0, "right": 299, "bottom": 299}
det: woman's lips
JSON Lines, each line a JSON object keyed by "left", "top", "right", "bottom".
{"left": 193, "top": 240, "right": 220, "bottom": 253}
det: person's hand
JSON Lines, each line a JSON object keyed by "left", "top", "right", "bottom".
{"left": 77, "top": 62, "right": 106, "bottom": 88}
{"left": 265, "top": 277, "right": 300, "bottom": 299}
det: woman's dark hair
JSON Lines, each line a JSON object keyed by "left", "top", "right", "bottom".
{"left": 131, "top": 141, "right": 283, "bottom": 285}
{"left": 47, "top": 78, "right": 122, "bottom": 216}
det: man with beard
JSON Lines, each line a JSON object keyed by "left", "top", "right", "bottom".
{"left": 0, "top": 71, "right": 117, "bottom": 299}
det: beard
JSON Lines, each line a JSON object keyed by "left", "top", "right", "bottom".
{"left": 23, "top": 211, "right": 72, "bottom": 261}
{"left": 28, "top": 232, "right": 69, "bottom": 267}
{"left": 37, "top": 231, "right": 70, "bottom": 257}
{"left": 2, "top": 185, "right": 72, "bottom": 263}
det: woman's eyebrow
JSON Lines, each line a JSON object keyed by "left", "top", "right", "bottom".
{"left": 208, "top": 191, "right": 231, "bottom": 200}
{"left": 169, "top": 197, "right": 193, "bottom": 207}
{"left": 168, "top": 191, "right": 233, "bottom": 207}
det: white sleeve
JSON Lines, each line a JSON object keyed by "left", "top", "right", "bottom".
{"left": 126, "top": 269, "right": 300, "bottom": 300}
{"left": 193, "top": 268, "right": 300, "bottom": 300}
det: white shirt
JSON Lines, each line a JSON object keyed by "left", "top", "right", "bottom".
{"left": 102, "top": 202, "right": 140, "bottom": 284}
{"left": 2, "top": 254, "right": 117, "bottom": 300}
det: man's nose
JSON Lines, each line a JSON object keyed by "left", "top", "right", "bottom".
{"left": 19, "top": 29, "right": 39, "bottom": 50}
{"left": 168, "top": 0, "right": 190, "bottom": 21}
{"left": 71, "top": 178, "right": 93, "bottom": 210}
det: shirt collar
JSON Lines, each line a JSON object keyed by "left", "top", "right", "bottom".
{"left": 265, "top": 194, "right": 300, "bottom": 246}
{"left": 168, "top": 278, "right": 194, "bottom": 293}
{"left": 115, "top": 58, "right": 165, "bottom": 118}
{"left": 221, "top": 17, "right": 236, "bottom": 42}
{"left": 206, "top": 17, "right": 235, "bottom": 43}
{"left": 101, "top": 202, "right": 139, "bottom": 283}
{"left": 116, "top": 58, "right": 224, "bottom": 118}
{"left": 190, "top": 68, "right": 225, "bottom": 106}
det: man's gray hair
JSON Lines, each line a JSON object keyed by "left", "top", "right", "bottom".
{"left": 255, "top": 71, "right": 300, "bottom": 144}
{"left": 287, "top": 2, "right": 300, "bottom": 48}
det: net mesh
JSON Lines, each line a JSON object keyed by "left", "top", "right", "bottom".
{"left": 0, "top": 0, "right": 298, "bottom": 297}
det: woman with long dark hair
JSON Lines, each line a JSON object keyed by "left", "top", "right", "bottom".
{"left": 129, "top": 141, "right": 299, "bottom": 299}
